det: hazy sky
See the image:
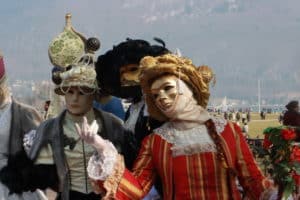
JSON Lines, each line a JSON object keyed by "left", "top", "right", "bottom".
{"left": 1, "top": 0, "right": 300, "bottom": 100}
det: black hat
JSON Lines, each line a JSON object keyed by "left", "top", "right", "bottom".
{"left": 285, "top": 100, "right": 299, "bottom": 110}
{"left": 95, "top": 38, "right": 170, "bottom": 98}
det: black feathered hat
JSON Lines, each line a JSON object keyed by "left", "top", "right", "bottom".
{"left": 95, "top": 38, "right": 170, "bottom": 99}
{"left": 286, "top": 100, "right": 299, "bottom": 110}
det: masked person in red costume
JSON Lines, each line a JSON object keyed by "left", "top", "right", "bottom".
{"left": 77, "top": 54, "right": 277, "bottom": 199}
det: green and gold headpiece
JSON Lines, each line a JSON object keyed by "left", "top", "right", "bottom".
{"left": 48, "top": 13, "right": 100, "bottom": 95}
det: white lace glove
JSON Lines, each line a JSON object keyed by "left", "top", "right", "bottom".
{"left": 75, "top": 117, "right": 103, "bottom": 149}
{"left": 23, "top": 130, "right": 37, "bottom": 154}
{"left": 75, "top": 117, "right": 118, "bottom": 180}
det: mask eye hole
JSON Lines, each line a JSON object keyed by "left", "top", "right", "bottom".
{"left": 78, "top": 86, "right": 96, "bottom": 95}
{"left": 60, "top": 85, "right": 71, "bottom": 94}
{"left": 164, "top": 85, "right": 174, "bottom": 92}
{"left": 129, "top": 66, "right": 138, "bottom": 72}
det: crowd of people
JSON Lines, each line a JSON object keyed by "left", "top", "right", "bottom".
{"left": 221, "top": 110, "right": 251, "bottom": 137}
{"left": 0, "top": 13, "right": 300, "bottom": 200}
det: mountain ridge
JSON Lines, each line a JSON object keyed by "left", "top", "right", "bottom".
{"left": 1, "top": 0, "right": 299, "bottom": 101}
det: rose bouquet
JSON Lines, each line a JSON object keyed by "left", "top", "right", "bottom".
{"left": 263, "top": 126, "right": 300, "bottom": 199}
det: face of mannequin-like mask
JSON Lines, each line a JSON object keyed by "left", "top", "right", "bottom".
{"left": 150, "top": 75, "right": 178, "bottom": 113}
{"left": 65, "top": 86, "right": 94, "bottom": 116}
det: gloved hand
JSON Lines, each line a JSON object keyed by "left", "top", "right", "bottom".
{"left": 75, "top": 117, "right": 105, "bottom": 152}
{"left": 76, "top": 117, "right": 119, "bottom": 181}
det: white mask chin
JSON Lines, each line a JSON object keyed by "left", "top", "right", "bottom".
{"left": 161, "top": 79, "right": 194, "bottom": 119}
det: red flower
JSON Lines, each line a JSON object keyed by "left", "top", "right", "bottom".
{"left": 292, "top": 171, "right": 300, "bottom": 186}
{"left": 290, "top": 146, "right": 300, "bottom": 162}
{"left": 281, "top": 129, "right": 296, "bottom": 140}
{"left": 263, "top": 134, "right": 272, "bottom": 149}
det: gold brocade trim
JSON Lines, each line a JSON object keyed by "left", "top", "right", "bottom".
{"left": 119, "top": 179, "right": 144, "bottom": 199}
{"left": 102, "top": 155, "right": 125, "bottom": 200}
{"left": 229, "top": 121, "right": 270, "bottom": 199}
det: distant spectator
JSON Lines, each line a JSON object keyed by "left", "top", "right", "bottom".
{"left": 283, "top": 100, "right": 300, "bottom": 126}
{"left": 236, "top": 111, "right": 241, "bottom": 122}
{"left": 242, "top": 122, "right": 249, "bottom": 138}
{"left": 246, "top": 111, "right": 251, "bottom": 122}
{"left": 224, "top": 111, "right": 228, "bottom": 120}
{"left": 228, "top": 112, "right": 233, "bottom": 120}
{"left": 43, "top": 100, "right": 51, "bottom": 119}
{"left": 260, "top": 111, "right": 266, "bottom": 120}
{"left": 278, "top": 111, "right": 285, "bottom": 124}
{"left": 241, "top": 112, "right": 246, "bottom": 123}
{"left": 232, "top": 112, "right": 236, "bottom": 121}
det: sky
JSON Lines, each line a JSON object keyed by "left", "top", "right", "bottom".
{"left": 1, "top": 0, "right": 300, "bottom": 102}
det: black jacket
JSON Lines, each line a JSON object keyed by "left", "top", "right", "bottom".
{"left": 125, "top": 104, "right": 163, "bottom": 148}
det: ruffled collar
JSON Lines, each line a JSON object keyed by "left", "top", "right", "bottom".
{"left": 154, "top": 117, "right": 227, "bottom": 156}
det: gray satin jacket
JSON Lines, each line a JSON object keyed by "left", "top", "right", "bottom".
{"left": 29, "top": 108, "right": 126, "bottom": 200}
{"left": 9, "top": 100, "right": 42, "bottom": 155}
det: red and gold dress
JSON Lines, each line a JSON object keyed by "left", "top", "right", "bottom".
{"left": 88, "top": 118, "right": 271, "bottom": 200}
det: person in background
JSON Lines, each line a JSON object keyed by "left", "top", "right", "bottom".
{"left": 93, "top": 93, "right": 125, "bottom": 120}
{"left": 224, "top": 111, "right": 228, "bottom": 120}
{"left": 260, "top": 110, "right": 266, "bottom": 120}
{"left": 236, "top": 111, "right": 241, "bottom": 122}
{"left": 77, "top": 54, "right": 276, "bottom": 200}
{"left": 242, "top": 122, "right": 249, "bottom": 138}
{"left": 0, "top": 50, "right": 45, "bottom": 199}
{"left": 283, "top": 100, "right": 300, "bottom": 127}
{"left": 43, "top": 100, "right": 51, "bottom": 119}
{"left": 228, "top": 112, "right": 233, "bottom": 120}
{"left": 283, "top": 100, "right": 300, "bottom": 142}
{"left": 246, "top": 110, "right": 251, "bottom": 122}
{"left": 278, "top": 110, "right": 285, "bottom": 124}
{"left": 241, "top": 111, "right": 246, "bottom": 123}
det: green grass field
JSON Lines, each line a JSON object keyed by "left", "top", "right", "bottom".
{"left": 248, "top": 113, "right": 281, "bottom": 139}
{"left": 213, "top": 112, "right": 282, "bottom": 139}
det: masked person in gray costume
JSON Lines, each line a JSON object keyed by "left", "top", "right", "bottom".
{"left": 0, "top": 51, "right": 46, "bottom": 199}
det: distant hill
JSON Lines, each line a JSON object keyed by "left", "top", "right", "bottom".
{"left": 1, "top": 0, "right": 300, "bottom": 102}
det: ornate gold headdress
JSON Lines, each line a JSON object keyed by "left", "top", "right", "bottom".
{"left": 198, "top": 65, "right": 216, "bottom": 86}
{"left": 139, "top": 53, "right": 214, "bottom": 121}
{"left": 48, "top": 13, "right": 100, "bottom": 95}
